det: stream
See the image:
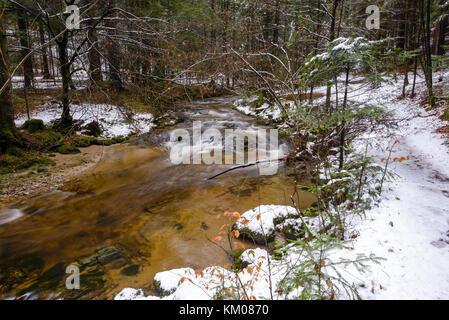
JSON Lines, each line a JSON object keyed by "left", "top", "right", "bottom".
{"left": 0, "top": 97, "right": 315, "bottom": 299}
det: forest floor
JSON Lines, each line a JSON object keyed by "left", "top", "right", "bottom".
{"left": 0, "top": 145, "right": 107, "bottom": 208}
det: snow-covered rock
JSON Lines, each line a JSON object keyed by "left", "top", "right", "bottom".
{"left": 234, "top": 205, "right": 320, "bottom": 244}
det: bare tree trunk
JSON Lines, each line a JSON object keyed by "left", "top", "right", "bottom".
{"left": 433, "top": 0, "right": 447, "bottom": 56}
{"left": 88, "top": 20, "right": 102, "bottom": 84}
{"left": 325, "top": 0, "right": 340, "bottom": 111}
{"left": 39, "top": 23, "right": 51, "bottom": 79}
{"left": 106, "top": 0, "right": 122, "bottom": 91}
{"left": 339, "top": 65, "right": 350, "bottom": 169}
{"left": 0, "top": 12, "right": 21, "bottom": 154}
{"left": 17, "top": 11, "right": 34, "bottom": 89}
{"left": 422, "top": 0, "right": 434, "bottom": 107}
{"left": 56, "top": 30, "right": 73, "bottom": 127}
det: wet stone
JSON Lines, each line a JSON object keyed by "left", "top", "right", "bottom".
{"left": 120, "top": 264, "right": 140, "bottom": 276}
{"left": 174, "top": 223, "right": 183, "bottom": 230}
{"left": 77, "top": 246, "right": 122, "bottom": 266}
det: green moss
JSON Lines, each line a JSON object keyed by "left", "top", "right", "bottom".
{"left": 120, "top": 264, "right": 139, "bottom": 276}
{"left": 56, "top": 145, "right": 81, "bottom": 154}
{"left": 72, "top": 136, "right": 127, "bottom": 148}
{"left": 0, "top": 128, "right": 22, "bottom": 153}
{"left": 11, "top": 95, "right": 25, "bottom": 104}
{"left": 0, "top": 152, "right": 55, "bottom": 174}
{"left": 21, "top": 119, "right": 46, "bottom": 133}
{"left": 234, "top": 226, "right": 275, "bottom": 245}
{"left": 230, "top": 249, "right": 248, "bottom": 270}
{"left": 72, "top": 137, "right": 97, "bottom": 148}
{"left": 32, "top": 129, "right": 63, "bottom": 145}
{"left": 153, "top": 280, "right": 176, "bottom": 297}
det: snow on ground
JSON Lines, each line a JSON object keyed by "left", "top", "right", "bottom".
{"left": 14, "top": 102, "right": 154, "bottom": 138}
{"left": 335, "top": 72, "right": 449, "bottom": 299}
{"left": 115, "top": 71, "right": 449, "bottom": 300}
{"left": 11, "top": 72, "right": 88, "bottom": 90}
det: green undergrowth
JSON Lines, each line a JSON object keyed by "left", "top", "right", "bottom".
{"left": 0, "top": 151, "right": 55, "bottom": 175}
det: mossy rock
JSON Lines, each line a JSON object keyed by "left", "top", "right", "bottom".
{"left": 32, "top": 129, "right": 63, "bottom": 145}
{"left": 230, "top": 249, "right": 248, "bottom": 270}
{"left": 77, "top": 246, "right": 123, "bottom": 266}
{"left": 81, "top": 121, "right": 103, "bottom": 137}
{"left": 281, "top": 224, "right": 305, "bottom": 241}
{"left": 72, "top": 136, "right": 126, "bottom": 148}
{"left": 56, "top": 145, "right": 81, "bottom": 154}
{"left": 0, "top": 128, "right": 22, "bottom": 155}
{"left": 120, "top": 264, "right": 139, "bottom": 276}
{"left": 21, "top": 119, "right": 46, "bottom": 133}
{"left": 234, "top": 226, "right": 275, "bottom": 245}
{"left": 153, "top": 280, "right": 176, "bottom": 297}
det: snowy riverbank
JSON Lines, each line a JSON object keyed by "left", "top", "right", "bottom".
{"left": 114, "top": 70, "right": 449, "bottom": 300}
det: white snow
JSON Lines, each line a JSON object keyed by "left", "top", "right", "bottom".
{"left": 332, "top": 71, "right": 449, "bottom": 299}
{"left": 14, "top": 102, "right": 154, "bottom": 138}
{"left": 154, "top": 268, "right": 195, "bottom": 294}
{"left": 235, "top": 205, "right": 297, "bottom": 236}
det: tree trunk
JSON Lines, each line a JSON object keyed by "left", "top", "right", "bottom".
{"left": 325, "top": 0, "right": 340, "bottom": 111}
{"left": 339, "top": 65, "right": 350, "bottom": 169}
{"left": 17, "top": 11, "right": 34, "bottom": 89}
{"left": 106, "top": 0, "right": 122, "bottom": 91}
{"left": 39, "top": 23, "right": 51, "bottom": 79}
{"left": 422, "top": 0, "right": 434, "bottom": 107}
{"left": 56, "top": 31, "right": 73, "bottom": 127}
{"left": 88, "top": 21, "right": 102, "bottom": 84}
{"left": 0, "top": 14, "right": 21, "bottom": 154}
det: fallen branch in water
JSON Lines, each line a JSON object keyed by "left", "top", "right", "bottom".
{"left": 207, "top": 157, "right": 286, "bottom": 180}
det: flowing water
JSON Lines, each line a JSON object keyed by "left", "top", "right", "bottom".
{"left": 0, "top": 97, "right": 315, "bottom": 299}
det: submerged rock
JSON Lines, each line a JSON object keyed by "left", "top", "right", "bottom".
{"left": 173, "top": 223, "right": 183, "bottom": 231}
{"left": 77, "top": 245, "right": 123, "bottom": 266}
{"left": 120, "top": 264, "right": 140, "bottom": 276}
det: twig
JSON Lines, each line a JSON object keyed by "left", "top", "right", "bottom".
{"left": 207, "top": 158, "right": 285, "bottom": 180}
